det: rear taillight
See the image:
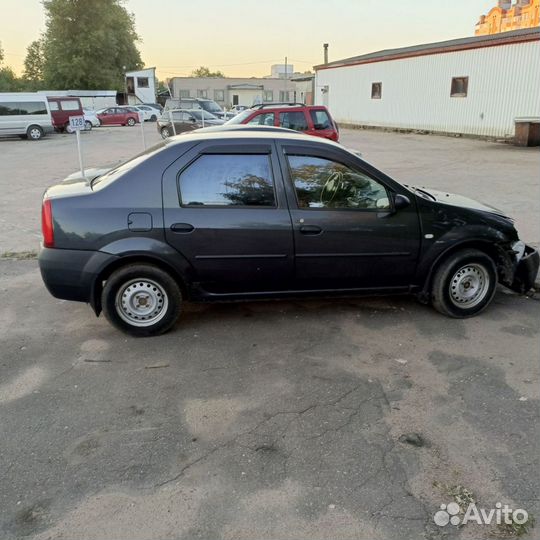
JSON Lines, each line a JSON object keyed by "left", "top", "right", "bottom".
{"left": 42, "top": 198, "right": 54, "bottom": 247}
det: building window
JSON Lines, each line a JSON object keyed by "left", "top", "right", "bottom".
{"left": 451, "top": 77, "right": 469, "bottom": 97}
{"left": 137, "top": 77, "right": 149, "bottom": 88}
{"left": 214, "top": 89, "right": 225, "bottom": 102}
{"left": 279, "top": 90, "right": 292, "bottom": 102}
{"left": 371, "top": 82, "right": 382, "bottom": 99}
{"left": 179, "top": 90, "right": 190, "bottom": 98}
{"left": 197, "top": 89, "right": 208, "bottom": 98}
{"left": 263, "top": 90, "right": 273, "bottom": 102}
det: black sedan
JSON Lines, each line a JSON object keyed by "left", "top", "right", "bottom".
{"left": 39, "top": 131, "right": 538, "bottom": 336}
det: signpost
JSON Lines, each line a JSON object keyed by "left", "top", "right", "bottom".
{"left": 138, "top": 111, "right": 146, "bottom": 150}
{"left": 69, "top": 115, "right": 86, "bottom": 179}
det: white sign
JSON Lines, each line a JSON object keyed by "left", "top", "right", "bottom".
{"left": 68, "top": 115, "right": 85, "bottom": 131}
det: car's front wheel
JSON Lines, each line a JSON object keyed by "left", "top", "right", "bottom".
{"left": 27, "top": 125, "right": 44, "bottom": 140}
{"left": 431, "top": 249, "right": 497, "bottom": 318}
{"left": 150, "top": 114, "right": 157, "bottom": 122}
{"left": 102, "top": 264, "right": 182, "bottom": 336}
{"left": 160, "top": 126, "right": 171, "bottom": 139}
{"left": 84, "top": 120, "right": 93, "bottom": 131}
{"left": 127, "top": 117, "right": 136, "bottom": 126}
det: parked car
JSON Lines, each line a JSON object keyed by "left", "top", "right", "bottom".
{"left": 119, "top": 105, "right": 160, "bottom": 122}
{"left": 0, "top": 93, "right": 54, "bottom": 140}
{"left": 143, "top": 102, "right": 163, "bottom": 113}
{"left": 164, "top": 97, "right": 230, "bottom": 120}
{"left": 47, "top": 96, "right": 85, "bottom": 133}
{"left": 96, "top": 107, "right": 139, "bottom": 126}
{"left": 230, "top": 105, "right": 249, "bottom": 115}
{"left": 83, "top": 108, "right": 100, "bottom": 130}
{"left": 225, "top": 103, "right": 339, "bottom": 141}
{"left": 158, "top": 109, "right": 223, "bottom": 138}
{"left": 38, "top": 130, "right": 538, "bottom": 336}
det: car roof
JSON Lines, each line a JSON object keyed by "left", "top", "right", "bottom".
{"left": 164, "top": 128, "right": 342, "bottom": 149}
{"left": 192, "top": 125, "right": 297, "bottom": 135}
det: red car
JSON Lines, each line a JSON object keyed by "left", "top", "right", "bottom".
{"left": 225, "top": 103, "right": 339, "bottom": 142}
{"left": 47, "top": 96, "right": 84, "bottom": 132}
{"left": 96, "top": 107, "right": 139, "bottom": 126}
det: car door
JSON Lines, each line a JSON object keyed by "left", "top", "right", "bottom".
{"left": 279, "top": 110, "right": 310, "bottom": 134}
{"left": 307, "top": 109, "right": 336, "bottom": 140}
{"left": 100, "top": 108, "right": 115, "bottom": 125}
{"left": 277, "top": 142, "right": 421, "bottom": 289}
{"left": 162, "top": 141, "right": 295, "bottom": 294}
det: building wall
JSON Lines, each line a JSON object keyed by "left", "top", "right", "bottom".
{"left": 125, "top": 68, "right": 156, "bottom": 104}
{"left": 170, "top": 77, "right": 296, "bottom": 108}
{"left": 314, "top": 40, "right": 540, "bottom": 138}
{"left": 476, "top": 0, "right": 539, "bottom": 35}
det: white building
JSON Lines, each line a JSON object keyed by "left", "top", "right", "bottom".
{"left": 125, "top": 67, "right": 157, "bottom": 104}
{"left": 267, "top": 64, "right": 295, "bottom": 79}
{"left": 314, "top": 28, "right": 540, "bottom": 139}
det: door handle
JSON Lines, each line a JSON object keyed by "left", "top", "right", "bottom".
{"left": 299, "top": 225, "right": 322, "bottom": 235}
{"left": 170, "top": 222, "right": 194, "bottom": 233}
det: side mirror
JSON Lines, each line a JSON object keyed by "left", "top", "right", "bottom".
{"left": 394, "top": 194, "right": 411, "bottom": 210}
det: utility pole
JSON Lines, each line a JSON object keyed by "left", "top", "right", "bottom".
{"left": 284, "top": 56, "right": 288, "bottom": 102}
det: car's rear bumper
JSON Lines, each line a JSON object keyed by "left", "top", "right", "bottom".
{"left": 509, "top": 245, "right": 539, "bottom": 293}
{"left": 39, "top": 247, "right": 116, "bottom": 303}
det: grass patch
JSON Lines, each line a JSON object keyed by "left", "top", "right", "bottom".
{"left": 0, "top": 250, "right": 38, "bottom": 260}
{"left": 493, "top": 515, "right": 535, "bottom": 538}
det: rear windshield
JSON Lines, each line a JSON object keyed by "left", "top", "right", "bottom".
{"left": 91, "top": 141, "right": 166, "bottom": 190}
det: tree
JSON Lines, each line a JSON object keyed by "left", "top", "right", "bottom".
{"left": 190, "top": 66, "right": 225, "bottom": 78}
{"left": 23, "top": 39, "right": 45, "bottom": 89}
{"left": 0, "top": 41, "right": 23, "bottom": 92}
{"left": 41, "top": 0, "right": 143, "bottom": 90}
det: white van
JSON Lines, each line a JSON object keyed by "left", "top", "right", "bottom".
{"left": 0, "top": 93, "right": 54, "bottom": 140}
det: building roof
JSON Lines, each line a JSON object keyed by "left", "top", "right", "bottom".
{"left": 314, "top": 27, "right": 540, "bottom": 71}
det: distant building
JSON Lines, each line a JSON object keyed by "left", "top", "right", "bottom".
{"left": 267, "top": 64, "right": 295, "bottom": 79}
{"left": 314, "top": 28, "right": 540, "bottom": 140}
{"left": 124, "top": 67, "right": 157, "bottom": 104}
{"left": 169, "top": 77, "right": 302, "bottom": 108}
{"left": 475, "top": 0, "right": 539, "bottom": 35}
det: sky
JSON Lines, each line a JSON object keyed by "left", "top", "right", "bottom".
{"left": 0, "top": 0, "right": 497, "bottom": 79}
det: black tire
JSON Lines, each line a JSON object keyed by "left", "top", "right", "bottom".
{"left": 102, "top": 264, "right": 182, "bottom": 337}
{"left": 431, "top": 249, "right": 497, "bottom": 318}
{"left": 150, "top": 114, "right": 157, "bottom": 122}
{"left": 84, "top": 120, "right": 93, "bottom": 131}
{"left": 160, "top": 126, "right": 171, "bottom": 139}
{"left": 127, "top": 117, "right": 136, "bottom": 126}
{"left": 26, "top": 125, "right": 44, "bottom": 140}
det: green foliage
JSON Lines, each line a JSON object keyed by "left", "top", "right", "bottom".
{"left": 190, "top": 66, "right": 225, "bottom": 78}
{"left": 41, "top": 0, "right": 143, "bottom": 90}
{"left": 0, "top": 42, "right": 24, "bottom": 91}
{"left": 23, "top": 39, "right": 45, "bottom": 89}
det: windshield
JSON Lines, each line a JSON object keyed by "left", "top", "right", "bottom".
{"left": 91, "top": 141, "right": 166, "bottom": 189}
{"left": 224, "top": 109, "right": 253, "bottom": 125}
{"left": 191, "top": 110, "right": 219, "bottom": 121}
{"left": 200, "top": 100, "right": 222, "bottom": 113}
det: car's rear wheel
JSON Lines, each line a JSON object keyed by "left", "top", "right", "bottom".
{"left": 431, "top": 249, "right": 497, "bottom": 318}
{"left": 27, "top": 125, "right": 44, "bottom": 140}
{"left": 127, "top": 117, "right": 136, "bottom": 126}
{"left": 160, "top": 126, "right": 171, "bottom": 139}
{"left": 84, "top": 120, "right": 93, "bottom": 131}
{"left": 150, "top": 114, "right": 157, "bottom": 122}
{"left": 102, "top": 264, "right": 182, "bottom": 336}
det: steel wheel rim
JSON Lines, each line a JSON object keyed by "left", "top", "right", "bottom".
{"left": 29, "top": 128, "right": 41, "bottom": 139}
{"left": 161, "top": 128, "right": 169, "bottom": 138}
{"left": 449, "top": 263, "right": 490, "bottom": 308}
{"left": 115, "top": 278, "right": 169, "bottom": 327}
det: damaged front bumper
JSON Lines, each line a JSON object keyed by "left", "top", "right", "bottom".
{"left": 509, "top": 244, "right": 539, "bottom": 294}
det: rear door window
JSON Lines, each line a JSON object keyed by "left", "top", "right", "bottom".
{"left": 310, "top": 110, "right": 332, "bottom": 130}
{"left": 18, "top": 102, "right": 48, "bottom": 115}
{"left": 179, "top": 154, "right": 276, "bottom": 207}
{"left": 60, "top": 100, "right": 80, "bottom": 111}
{"left": 279, "top": 111, "right": 308, "bottom": 131}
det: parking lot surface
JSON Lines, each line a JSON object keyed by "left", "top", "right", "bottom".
{"left": 0, "top": 126, "right": 539, "bottom": 540}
